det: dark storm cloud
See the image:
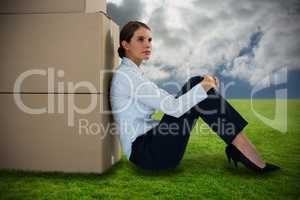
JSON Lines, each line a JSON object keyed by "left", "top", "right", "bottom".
{"left": 106, "top": 0, "right": 300, "bottom": 96}
{"left": 107, "top": 0, "right": 145, "bottom": 27}
{"left": 107, "top": 1, "right": 191, "bottom": 49}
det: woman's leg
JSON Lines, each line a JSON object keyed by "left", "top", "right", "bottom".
{"left": 139, "top": 76, "right": 250, "bottom": 170}
{"left": 130, "top": 76, "right": 264, "bottom": 170}
{"left": 178, "top": 76, "right": 265, "bottom": 168}
{"left": 174, "top": 76, "right": 248, "bottom": 145}
{"left": 142, "top": 108, "right": 200, "bottom": 169}
{"left": 130, "top": 77, "right": 204, "bottom": 170}
{"left": 232, "top": 133, "right": 265, "bottom": 168}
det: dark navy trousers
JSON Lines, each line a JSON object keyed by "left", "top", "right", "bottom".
{"left": 129, "top": 76, "right": 248, "bottom": 170}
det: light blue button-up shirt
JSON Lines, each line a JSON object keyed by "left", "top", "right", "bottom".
{"left": 110, "top": 57, "right": 208, "bottom": 159}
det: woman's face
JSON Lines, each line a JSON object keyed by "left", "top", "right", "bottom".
{"left": 122, "top": 27, "right": 152, "bottom": 65}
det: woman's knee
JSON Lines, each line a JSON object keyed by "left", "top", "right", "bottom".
{"left": 189, "top": 75, "right": 203, "bottom": 83}
{"left": 176, "top": 76, "right": 204, "bottom": 97}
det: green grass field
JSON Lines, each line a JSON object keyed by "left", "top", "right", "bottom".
{"left": 1, "top": 100, "right": 299, "bottom": 200}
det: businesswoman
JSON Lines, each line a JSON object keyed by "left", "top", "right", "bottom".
{"left": 110, "top": 21, "right": 280, "bottom": 172}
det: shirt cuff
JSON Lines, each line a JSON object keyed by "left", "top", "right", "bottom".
{"left": 193, "top": 83, "right": 208, "bottom": 101}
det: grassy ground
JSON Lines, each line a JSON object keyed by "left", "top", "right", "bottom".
{"left": 1, "top": 100, "right": 299, "bottom": 200}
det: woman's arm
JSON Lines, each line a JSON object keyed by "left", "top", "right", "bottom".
{"left": 119, "top": 68, "right": 208, "bottom": 118}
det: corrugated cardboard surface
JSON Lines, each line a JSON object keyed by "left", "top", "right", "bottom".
{"left": 0, "top": 6, "right": 122, "bottom": 173}
{"left": 0, "top": 12, "right": 119, "bottom": 94}
{"left": 109, "top": 19, "right": 121, "bottom": 69}
{"left": 0, "top": 93, "right": 121, "bottom": 173}
{"left": 0, "top": 0, "right": 106, "bottom": 14}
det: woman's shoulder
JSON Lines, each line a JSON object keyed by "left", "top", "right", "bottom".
{"left": 115, "top": 63, "right": 140, "bottom": 78}
{"left": 112, "top": 64, "right": 139, "bottom": 85}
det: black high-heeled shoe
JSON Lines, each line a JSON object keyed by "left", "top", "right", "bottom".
{"left": 225, "top": 144, "right": 280, "bottom": 173}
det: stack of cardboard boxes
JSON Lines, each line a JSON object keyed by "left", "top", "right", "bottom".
{"left": 0, "top": 0, "right": 121, "bottom": 173}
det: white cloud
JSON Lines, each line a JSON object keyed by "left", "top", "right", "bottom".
{"left": 141, "top": 64, "right": 170, "bottom": 81}
{"left": 107, "top": 0, "right": 300, "bottom": 86}
{"left": 142, "top": 0, "right": 300, "bottom": 85}
{"left": 107, "top": 0, "right": 123, "bottom": 6}
{"left": 221, "top": 0, "right": 300, "bottom": 85}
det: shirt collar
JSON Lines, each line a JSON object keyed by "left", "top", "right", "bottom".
{"left": 121, "top": 57, "right": 144, "bottom": 76}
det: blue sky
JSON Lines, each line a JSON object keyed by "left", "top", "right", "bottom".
{"left": 107, "top": 0, "right": 300, "bottom": 98}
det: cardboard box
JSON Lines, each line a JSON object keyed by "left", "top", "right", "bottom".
{"left": 0, "top": 8, "right": 122, "bottom": 173}
{"left": 0, "top": 0, "right": 107, "bottom": 14}
{"left": 0, "top": 12, "right": 119, "bottom": 94}
{"left": 0, "top": 93, "right": 121, "bottom": 173}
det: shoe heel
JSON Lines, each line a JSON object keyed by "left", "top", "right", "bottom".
{"left": 225, "top": 146, "right": 231, "bottom": 163}
{"left": 233, "top": 159, "right": 238, "bottom": 168}
{"left": 225, "top": 145, "right": 239, "bottom": 168}
{"left": 226, "top": 152, "right": 231, "bottom": 163}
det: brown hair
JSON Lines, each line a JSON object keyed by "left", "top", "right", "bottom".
{"left": 118, "top": 21, "right": 151, "bottom": 58}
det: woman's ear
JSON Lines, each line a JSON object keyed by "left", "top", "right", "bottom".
{"left": 121, "top": 41, "right": 129, "bottom": 50}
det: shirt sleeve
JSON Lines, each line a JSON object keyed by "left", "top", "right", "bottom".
{"left": 121, "top": 67, "right": 208, "bottom": 118}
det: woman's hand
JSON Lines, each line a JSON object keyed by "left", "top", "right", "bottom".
{"left": 200, "top": 75, "right": 219, "bottom": 92}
